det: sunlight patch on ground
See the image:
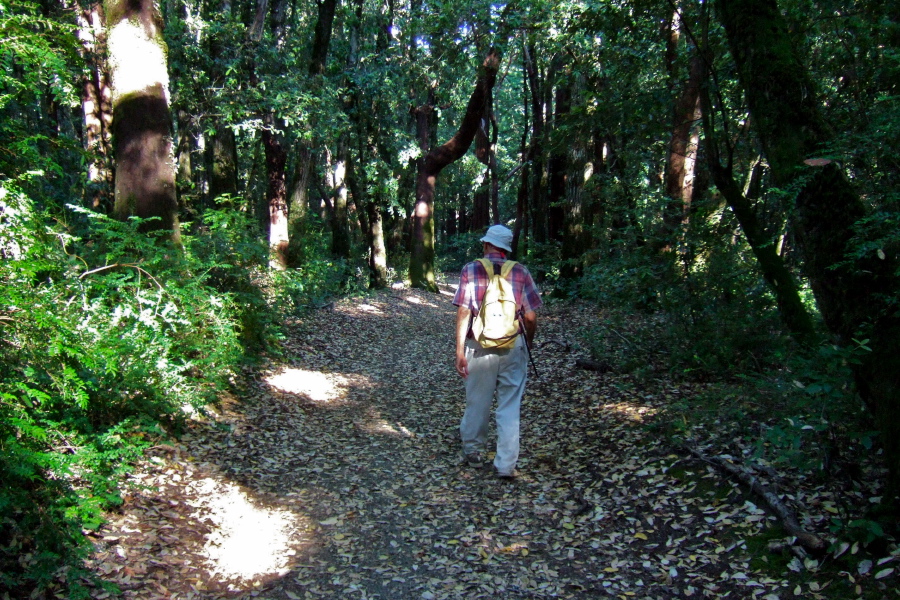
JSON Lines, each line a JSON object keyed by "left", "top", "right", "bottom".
{"left": 403, "top": 295, "right": 441, "bottom": 308}
{"left": 187, "top": 478, "right": 303, "bottom": 582}
{"left": 265, "top": 368, "right": 349, "bottom": 403}
{"left": 358, "top": 418, "right": 417, "bottom": 438}
{"left": 357, "top": 303, "right": 383, "bottom": 314}
{"left": 600, "top": 402, "right": 659, "bottom": 422}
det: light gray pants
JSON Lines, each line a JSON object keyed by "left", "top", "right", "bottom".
{"left": 460, "top": 336, "right": 528, "bottom": 475}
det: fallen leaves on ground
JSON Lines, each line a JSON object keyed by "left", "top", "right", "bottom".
{"left": 78, "top": 280, "right": 898, "bottom": 599}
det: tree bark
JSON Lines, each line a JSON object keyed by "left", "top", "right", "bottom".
{"left": 547, "top": 64, "right": 571, "bottom": 243}
{"left": 309, "top": 0, "right": 338, "bottom": 75}
{"left": 208, "top": 125, "right": 238, "bottom": 201}
{"left": 523, "top": 42, "right": 547, "bottom": 244}
{"left": 327, "top": 144, "right": 351, "bottom": 259}
{"left": 658, "top": 46, "right": 703, "bottom": 255}
{"left": 77, "top": 1, "right": 114, "bottom": 212}
{"left": 699, "top": 78, "right": 816, "bottom": 344}
{"left": 718, "top": 0, "right": 900, "bottom": 496}
{"left": 105, "top": 0, "right": 179, "bottom": 245}
{"left": 367, "top": 196, "right": 389, "bottom": 288}
{"left": 409, "top": 49, "right": 502, "bottom": 291}
{"left": 262, "top": 114, "right": 289, "bottom": 268}
{"left": 511, "top": 62, "right": 530, "bottom": 259}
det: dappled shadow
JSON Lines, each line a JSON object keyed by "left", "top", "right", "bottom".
{"left": 84, "top": 282, "right": 804, "bottom": 600}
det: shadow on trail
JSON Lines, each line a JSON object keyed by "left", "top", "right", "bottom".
{"left": 86, "top": 285, "right": 790, "bottom": 600}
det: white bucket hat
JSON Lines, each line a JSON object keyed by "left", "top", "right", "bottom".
{"left": 480, "top": 224, "right": 513, "bottom": 252}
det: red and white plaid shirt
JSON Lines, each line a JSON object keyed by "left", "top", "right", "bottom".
{"left": 452, "top": 251, "right": 543, "bottom": 316}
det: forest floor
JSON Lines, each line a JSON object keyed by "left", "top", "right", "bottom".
{"left": 80, "top": 278, "right": 897, "bottom": 600}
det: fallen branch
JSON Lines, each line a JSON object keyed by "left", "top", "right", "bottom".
{"left": 686, "top": 446, "right": 828, "bottom": 555}
{"left": 536, "top": 340, "right": 570, "bottom": 351}
{"left": 575, "top": 358, "right": 612, "bottom": 373}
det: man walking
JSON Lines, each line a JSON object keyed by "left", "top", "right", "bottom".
{"left": 453, "top": 225, "right": 542, "bottom": 479}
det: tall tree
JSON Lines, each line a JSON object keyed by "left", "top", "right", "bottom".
{"left": 105, "top": 0, "right": 179, "bottom": 244}
{"left": 77, "top": 0, "right": 113, "bottom": 211}
{"left": 718, "top": 0, "right": 900, "bottom": 495}
{"left": 409, "top": 48, "right": 501, "bottom": 291}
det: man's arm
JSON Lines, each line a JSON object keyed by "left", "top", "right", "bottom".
{"left": 455, "top": 305, "right": 472, "bottom": 378}
{"left": 522, "top": 310, "right": 537, "bottom": 349}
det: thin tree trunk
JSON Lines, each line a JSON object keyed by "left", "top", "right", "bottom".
{"left": 78, "top": 1, "right": 113, "bottom": 212}
{"left": 658, "top": 46, "right": 703, "bottom": 255}
{"left": 262, "top": 114, "right": 289, "bottom": 268}
{"left": 286, "top": 145, "right": 311, "bottom": 266}
{"left": 700, "top": 80, "right": 816, "bottom": 343}
{"left": 547, "top": 67, "right": 571, "bottom": 242}
{"left": 368, "top": 196, "right": 389, "bottom": 288}
{"left": 175, "top": 109, "right": 195, "bottom": 198}
{"left": 309, "top": 0, "right": 338, "bottom": 75}
{"left": 208, "top": 125, "right": 238, "bottom": 201}
{"left": 511, "top": 62, "right": 530, "bottom": 259}
{"left": 718, "top": 0, "right": 900, "bottom": 496}
{"left": 409, "top": 49, "right": 501, "bottom": 291}
{"left": 105, "top": 0, "right": 179, "bottom": 245}
{"left": 523, "top": 42, "right": 546, "bottom": 244}
{"left": 489, "top": 111, "right": 500, "bottom": 224}
{"left": 329, "top": 143, "right": 351, "bottom": 259}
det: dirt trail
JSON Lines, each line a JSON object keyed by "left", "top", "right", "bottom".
{"left": 85, "top": 283, "right": 793, "bottom": 599}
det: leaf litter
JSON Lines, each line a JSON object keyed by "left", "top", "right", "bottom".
{"left": 79, "top": 281, "right": 898, "bottom": 599}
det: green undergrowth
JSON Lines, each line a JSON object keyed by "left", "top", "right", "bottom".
{"left": 577, "top": 250, "right": 898, "bottom": 596}
{"left": 0, "top": 187, "right": 276, "bottom": 596}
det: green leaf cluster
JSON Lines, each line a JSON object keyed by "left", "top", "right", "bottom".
{"left": 0, "top": 178, "right": 265, "bottom": 594}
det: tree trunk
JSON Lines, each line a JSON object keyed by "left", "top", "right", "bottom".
{"left": 368, "top": 196, "right": 389, "bottom": 288}
{"left": 286, "top": 145, "right": 311, "bottom": 267}
{"left": 523, "top": 42, "right": 546, "bottom": 244}
{"left": 547, "top": 69, "right": 571, "bottom": 242}
{"left": 262, "top": 115, "right": 289, "bottom": 268}
{"left": 77, "top": 1, "right": 114, "bottom": 212}
{"left": 105, "top": 0, "right": 179, "bottom": 245}
{"left": 699, "top": 69, "right": 816, "bottom": 344}
{"left": 718, "top": 0, "right": 900, "bottom": 497}
{"left": 328, "top": 144, "right": 351, "bottom": 259}
{"left": 409, "top": 49, "right": 501, "bottom": 291}
{"left": 175, "top": 108, "right": 196, "bottom": 201}
{"left": 511, "top": 64, "right": 530, "bottom": 259}
{"left": 208, "top": 125, "right": 238, "bottom": 201}
{"left": 658, "top": 46, "right": 703, "bottom": 255}
{"left": 473, "top": 90, "right": 493, "bottom": 231}
{"left": 309, "top": 0, "right": 338, "bottom": 75}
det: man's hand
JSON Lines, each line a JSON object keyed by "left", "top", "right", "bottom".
{"left": 456, "top": 305, "right": 472, "bottom": 379}
{"left": 522, "top": 310, "right": 537, "bottom": 349}
{"left": 455, "top": 353, "right": 469, "bottom": 378}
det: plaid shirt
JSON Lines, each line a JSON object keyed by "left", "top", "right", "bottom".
{"left": 452, "top": 251, "right": 543, "bottom": 316}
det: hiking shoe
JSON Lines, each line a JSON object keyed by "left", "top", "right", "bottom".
{"left": 497, "top": 469, "right": 519, "bottom": 481}
{"left": 461, "top": 451, "right": 485, "bottom": 468}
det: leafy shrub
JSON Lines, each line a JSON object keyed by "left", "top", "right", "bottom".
{"left": 0, "top": 185, "right": 256, "bottom": 595}
{"left": 578, "top": 241, "right": 794, "bottom": 379}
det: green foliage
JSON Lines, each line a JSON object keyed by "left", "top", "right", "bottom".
{"left": 0, "top": 181, "right": 263, "bottom": 595}
{"left": 579, "top": 236, "right": 792, "bottom": 380}
{"left": 270, "top": 220, "right": 370, "bottom": 313}
{"left": 438, "top": 232, "right": 484, "bottom": 274}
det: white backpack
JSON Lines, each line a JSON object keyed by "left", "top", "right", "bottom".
{"left": 471, "top": 258, "right": 521, "bottom": 349}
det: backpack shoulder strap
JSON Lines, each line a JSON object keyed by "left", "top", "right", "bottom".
{"left": 500, "top": 260, "right": 518, "bottom": 278}
{"left": 476, "top": 258, "right": 496, "bottom": 277}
